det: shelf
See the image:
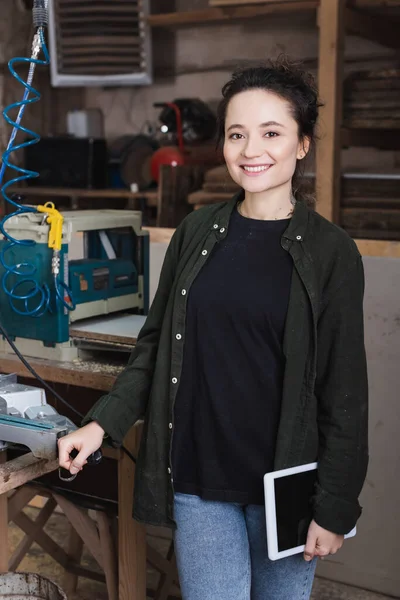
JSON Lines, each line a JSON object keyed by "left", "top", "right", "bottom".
{"left": 147, "top": 2, "right": 318, "bottom": 28}
{"left": 6, "top": 186, "right": 158, "bottom": 206}
{"left": 341, "top": 128, "right": 400, "bottom": 150}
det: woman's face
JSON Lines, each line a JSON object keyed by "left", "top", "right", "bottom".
{"left": 223, "top": 89, "right": 308, "bottom": 195}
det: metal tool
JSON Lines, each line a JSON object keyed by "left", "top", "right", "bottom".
{"left": 0, "top": 375, "right": 101, "bottom": 480}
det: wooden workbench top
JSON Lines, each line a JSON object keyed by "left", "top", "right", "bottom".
{"left": 0, "top": 353, "right": 123, "bottom": 392}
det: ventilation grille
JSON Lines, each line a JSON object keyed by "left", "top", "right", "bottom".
{"left": 48, "top": 0, "right": 152, "bottom": 86}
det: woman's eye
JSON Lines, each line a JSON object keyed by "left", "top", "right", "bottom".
{"left": 265, "top": 131, "right": 278, "bottom": 138}
{"left": 229, "top": 133, "right": 243, "bottom": 140}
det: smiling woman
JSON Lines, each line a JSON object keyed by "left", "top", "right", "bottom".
{"left": 217, "top": 59, "right": 321, "bottom": 219}
{"left": 59, "top": 57, "right": 368, "bottom": 600}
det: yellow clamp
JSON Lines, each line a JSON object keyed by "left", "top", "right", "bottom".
{"left": 37, "top": 202, "right": 64, "bottom": 251}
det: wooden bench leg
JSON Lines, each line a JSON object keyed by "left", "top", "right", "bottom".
{"left": 0, "top": 452, "right": 8, "bottom": 572}
{"left": 97, "top": 511, "right": 118, "bottom": 600}
{"left": 63, "top": 525, "right": 83, "bottom": 595}
{"left": 154, "top": 541, "right": 178, "bottom": 600}
{"left": 9, "top": 497, "right": 57, "bottom": 571}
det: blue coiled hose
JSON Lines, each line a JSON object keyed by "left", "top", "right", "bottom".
{"left": 0, "top": 28, "right": 74, "bottom": 317}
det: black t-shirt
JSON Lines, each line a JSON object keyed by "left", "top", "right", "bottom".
{"left": 171, "top": 207, "right": 293, "bottom": 504}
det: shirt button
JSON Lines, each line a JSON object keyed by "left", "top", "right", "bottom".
{"left": 296, "top": 235, "right": 302, "bottom": 241}
{"left": 169, "top": 422, "right": 173, "bottom": 429}
{"left": 202, "top": 249, "right": 207, "bottom": 256}
{"left": 176, "top": 333, "right": 182, "bottom": 340}
{"left": 220, "top": 227, "right": 225, "bottom": 233}
{"left": 171, "top": 377, "right": 178, "bottom": 384}
{"left": 213, "top": 224, "right": 218, "bottom": 229}
{"left": 181, "top": 289, "right": 187, "bottom": 296}
{"left": 167, "top": 467, "right": 171, "bottom": 474}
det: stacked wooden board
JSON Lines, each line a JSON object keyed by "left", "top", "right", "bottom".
{"left": 188, "top": 166, "right": 400, "bottom": 240}
{"left": 209, "top": 0, "right": 283, "bottom": 5}
{"left": 343, "top": 68, "right": 400, "bottom": 129}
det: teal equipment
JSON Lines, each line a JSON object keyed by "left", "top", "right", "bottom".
{"left": 0, "top": 209, "right": 149, "bottom": 360}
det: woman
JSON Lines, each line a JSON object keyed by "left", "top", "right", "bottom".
{"left": 59, "top": 59, "right": 368, "bottom": 600}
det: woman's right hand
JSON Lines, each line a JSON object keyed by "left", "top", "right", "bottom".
{"left": 58, "top": 421, "right": 105, "bottom": 476}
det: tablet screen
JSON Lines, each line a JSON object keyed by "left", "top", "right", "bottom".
{"left": 274, "top": 468, "right": 317, "bottom": 552}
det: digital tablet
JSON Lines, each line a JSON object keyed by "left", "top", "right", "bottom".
{"left": 264, "top": 462, "right": 357, "bottom": 561}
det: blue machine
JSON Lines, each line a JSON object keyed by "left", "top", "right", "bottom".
{"left": 0, "top": 209, "right": 149, "bottom": 359}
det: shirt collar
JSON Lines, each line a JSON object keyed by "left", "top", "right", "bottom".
{"left": 217, "top": 191, "right": 310, "bottom": 242}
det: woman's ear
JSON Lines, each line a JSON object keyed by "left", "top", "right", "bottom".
{"left": 297, "top": 137, "right": 310, "bottom": 160}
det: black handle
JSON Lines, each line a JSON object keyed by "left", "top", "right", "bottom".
{"left": 68, "top": 447, "right": 103, "bottom": 466}
{"left": 58, "top": 432, "right": 102, "bottom": 482}
{"left": 153, "top": 102, "right": 168, "bottom": 108}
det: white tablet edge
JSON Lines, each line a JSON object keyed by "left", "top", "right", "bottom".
{"left": 264, "top": 462, "right": 318, "bottom": 561}
{"left": 264, "top": 462, "right": 357, "bottom": 561}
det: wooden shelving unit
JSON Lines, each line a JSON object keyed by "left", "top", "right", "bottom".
{"left": 147, "top": 2, "right": 318, "bottom": 27}
{"left": 148, "top": 0, "right": 400, "bottom": 255}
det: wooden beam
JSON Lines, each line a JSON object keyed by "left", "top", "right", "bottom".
{"left": 316, "top": 0, "right": 345, "bottom": 222}
{"left": 0, "top": 453, "right": 58, "bottom": 495}
{"left": 341, "top": 128, "right": 400, "bottom": 150}
{"left": 355, "top": 239, "right": 400, "bottom": 257}
{"left": 0, "top": 353, "right": 121, "bottom": 392}
{"left": 0, "top": 452, "right": 8, "bottom": 572}
{"left": 345, "top": 7, "right": 400, "bottom": 50}
{"left": 147, "top": 2, "right": 318, "bottom": 28}
{"left": 350, "top": 0, "right": 400, "bottom": 7}
{"left": 118, "top": 425, "right": 146, "bottom": 600}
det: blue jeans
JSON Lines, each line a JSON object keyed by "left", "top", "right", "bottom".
{"left": 174, "top": 493, "right": 317, "bottom": 600}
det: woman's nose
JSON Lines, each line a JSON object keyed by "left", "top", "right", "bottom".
{"left": 241, "top": 136, "right": 264, "bottom": 159}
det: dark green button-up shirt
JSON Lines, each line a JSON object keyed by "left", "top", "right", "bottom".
{"left": 84, "top": 194, "right": 369, "bottom": 535}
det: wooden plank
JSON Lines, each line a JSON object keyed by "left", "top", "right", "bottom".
{"left": 144, "top": 227, "right": 175, "bottom": 244}
{"left": 0, "top": 452, "right": 8, "bottom": 572}
{"left": 316, "top": 0, "right": 345, "bottom": 222}
{"left": 9, "top": 498, "right": 57, "bottom": 571}
{"left": 210, "top": 0, "right": 292, "bottom": 4}
{"left": 345, "top": 7, "right": 400, "bottom": 50}
{"left": 97, "top": 512, "right": 118, "bottom": 600}
{"left": 12, "top": 510, "right": 69, "bottom": 568}
{"left": 147, "top": 2, "right": 318, "bottom": 27}
{"left": 53, "top": 493, "right": 104, "bottom": 568}
{"left": 118, "top": 425, "right": 146, "bottom": 600}
{"left": 8, "top": 487, "right": 37, "bottom": 522}
{"left": 351, "top": 0, "right": 400, "bottom": 6}
{"left": 341, "top": 127, "right": 400, "bottom": 149}
{"left": 187, "top": 190, "right": 231, "bottom": 205}
{"left": 157, "top": 165, "right": 203, "bottom": 228}
{"left": 344, "top": 118, "right": 400, "bottom": 129}
{"left": 8, "top": 186, "right": 158, "bottom": 205}
{"left": 0, "top": 454, "right": 58, "bottom": 495}
{"left": 355, "top": 239, "right": 400, "bottom": 257}
{"left": 70, "top": 314, "right": 146, "bottom": 346}
{"left": 0, "top": 353, "right": 122, "bottom": 392}
{"left": 63, "top": 527, "right": 84, "bottom": 595}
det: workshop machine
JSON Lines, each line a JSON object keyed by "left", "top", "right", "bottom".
{"left": 0, "top": 208, "right": 149, "bottom": 360}
{"left": 0, "top": 1, "right": 139, "bottom": 473}
{"left": 0, "top": 373, "right": 77, "bottom": 461}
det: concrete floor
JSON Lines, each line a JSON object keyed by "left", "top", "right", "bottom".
{"left": 6, "top": 506, "right": 393, "bottom": 600}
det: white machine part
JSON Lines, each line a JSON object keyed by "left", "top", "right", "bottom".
{"left": 0, "top": 374, "right": 77, "bottom": 459}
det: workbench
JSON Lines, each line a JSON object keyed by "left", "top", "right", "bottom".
{"left": 0, "top": 352, "right": 149, "bottom": 600}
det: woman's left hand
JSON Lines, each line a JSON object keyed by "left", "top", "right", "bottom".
{"left": 304, "top": 519, "right": 344, "bottom": 561}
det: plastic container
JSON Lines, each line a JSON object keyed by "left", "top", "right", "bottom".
{"left": 0, "top": 573, "right": 66, "bottom": 599}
